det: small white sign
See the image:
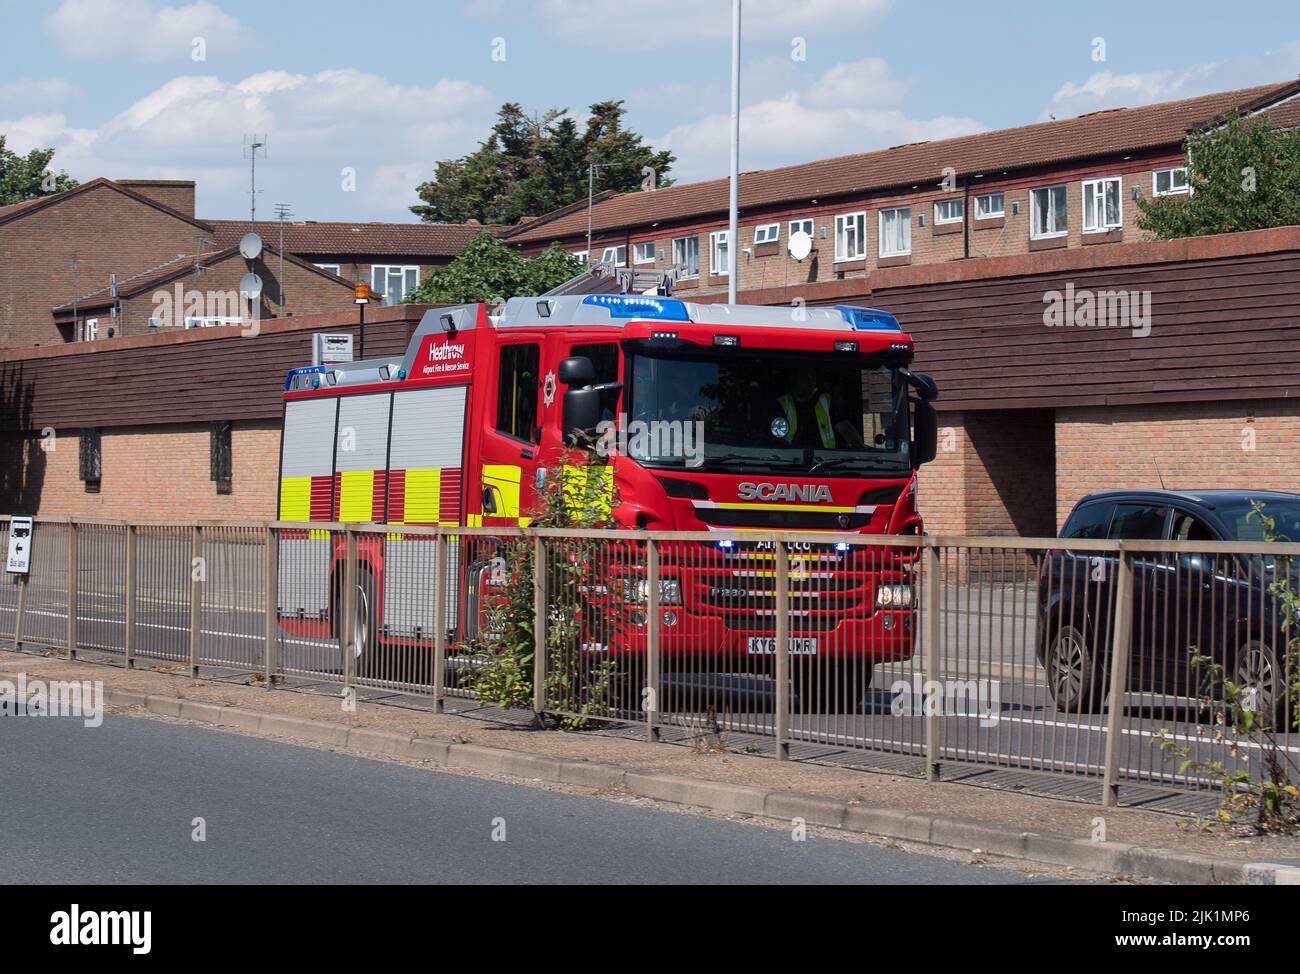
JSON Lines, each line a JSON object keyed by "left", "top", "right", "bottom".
{"left": 7, "top": 517, "right": 32, "bottom": 575}
{"left": 313, "top": 333, "right": 354, "bottom": 365}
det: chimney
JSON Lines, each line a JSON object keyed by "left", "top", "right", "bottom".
{"left": 117, "top": 179, "right": 196, "bottom": 218}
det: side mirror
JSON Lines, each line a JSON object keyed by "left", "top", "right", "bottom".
{"left": 912, "top": 399, "right": 937, "bottom": 467}
{"left": 559, "top": 356, "right": 595, "bottom": 386}
{"left": 902, "top": 369, "right": 938, "bottom": 402}
{"left": 562, "top": 387, "right": 601, "bottom": 445}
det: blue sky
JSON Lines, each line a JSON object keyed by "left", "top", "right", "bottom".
{"left": 2, "top": 0, "right": 1297, "bottom": 222}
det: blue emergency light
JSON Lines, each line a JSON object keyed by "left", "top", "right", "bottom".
{"left": 284, "top": 365, "right": 328, "bottom": 390}
{"left": 583, "top": 293, "right": 690, "bottom": 321}
{"left": 835, "top": 306, "right": 902, "bottom": 331}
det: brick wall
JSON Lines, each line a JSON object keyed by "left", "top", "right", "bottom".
{"left": 115, "top": 180, "right": 195, "bottom": 218}
{"left": 0, "top": 183, "right": 209, "bottom": 348}
{"left": 1056, "top": 401, "right": 1300, "bottom": 529}
{"left": 0, "top": 421, "right": 281, "bottom": 519}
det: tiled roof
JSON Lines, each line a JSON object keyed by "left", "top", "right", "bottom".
{"left": 52, "top": 250, "right": 234, "bottom": 311}
{"left": 502, "top": 79, "right": 1300, "bottom": 244}
{"left": 206, "top": 219, "right": 500, "bottom": 258}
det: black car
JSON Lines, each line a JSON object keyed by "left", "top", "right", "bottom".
{"left": 1038, "top": 489, "right": 1300, "bottom": 729}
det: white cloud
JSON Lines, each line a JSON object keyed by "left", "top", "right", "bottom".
{"left": 534, "top": 0, "right": 890, "bottom": 44}
{"left": 44, "top": 0, "right": 244, "bottom": 62}
{"left": 2, "top": 69, "right": 497, "bottom": 218}
{"left": 1043, "top": 42, "right": 1300, "bottom": 119}
{"left": 656, "top": 57, "right": 984, "bottom": 182}
{"left": 0, "top": 79, "right": 77, "bottom": 113}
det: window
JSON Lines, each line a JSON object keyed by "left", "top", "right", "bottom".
{"left": 788, "top": 218, "right": 814, "bottom": 240}
{"left": 371, "top": 264, "right": 420, "bottom": 305}
{"left": 1172, "top": 511, "right": 1218, "bottom": 542}
{"left": 84, "top": 318, "right": 99, "bottom": 342}
{"left": 600, "top": 245, "right": 627, "bottom": 266}
{"left": 878, "top": 207, "right": 911, "bottom": 257}
{"left": 835, "top": 212, "right": 866, "bottom": 260}
{"left": 495, "top": 344, "right": 540, "bottom": 443}
{"left": 571, "top": 342, "right": 621, "bottom": 421}
{"left": 210, "top": 421, "right": 232, "bottom": 494}
{"left": 1107, "top": 504, "right": 1168, "bottom": 541}
{"left": 1030, "top": 184, "right": 1068, "bottom": 238}
{"left": 633, "top": 241, "right": 655, "bottom": 264}
{"left": 1082, "top": 177, "right": 1122, "bottom": 232}
{"left": 79, "top": 429, "right": 101, "bottom": 492}
{"left": 1064, "top": 503, "right": 1113, "bottom": 540}
{"left": 1153, "top": 167, "right": 1189, "bottom": 196}
{"left": 571, "top": 250, "right": 588, "bottom": 263}
{"left": 315, "top": 263, "right": 341, "bottom": 275}
{"left": 753, "top": 223, "right": 780, "bottom": 245}
{"left": 933, "top": 199, "right": 963, "bottom": 224}
{"left": 709, "top": 230, "right": 730, "bottom": 275}
{"left": 671, "top": 235, "right": 699, "bottom": 277}
{"left": 184, "top": 316, "right": 242, "bottom": 329}
{"left": 974, "top": 192, "right": 1005, "bottom": 218}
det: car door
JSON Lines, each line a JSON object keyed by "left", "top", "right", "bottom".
{"left": 1153, "top": 509, "right": 1233, "bottom": 698}
{"left": 1105, "top": 501, "right": 1171, "bottom": 691}
{"left": 478, "top": 337, "right": 543, "bottom": 527}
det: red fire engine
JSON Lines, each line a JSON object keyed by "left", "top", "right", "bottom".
{"left": 276, "top": 265, "right": 938, "bottom": 695}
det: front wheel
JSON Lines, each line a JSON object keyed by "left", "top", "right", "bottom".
{"left": 1228, "top": 639, "right": 1287, "bottom": 731}
{"left": 794, "top": 658, "right": 872, "bottom": 714}
{"left": 351, "top": 569, "right": 378, "bottom": 679}
{"left": 1045, "top": 623, "right": 1106, "bottom": 713}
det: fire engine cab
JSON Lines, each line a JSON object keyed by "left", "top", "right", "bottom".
{"left": 277, "top": 264, "right": 938, "bottom": 684}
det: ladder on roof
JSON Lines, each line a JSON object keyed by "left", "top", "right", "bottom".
{"left": 542, "top": 260, "right": 683, "bottom": 297}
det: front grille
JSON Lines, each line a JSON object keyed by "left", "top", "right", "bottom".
{"left": 694, "top": 507, "right": 874, "bottom": 529}
{"left": 717, "top": 611, "right": 845, "bottom": 633}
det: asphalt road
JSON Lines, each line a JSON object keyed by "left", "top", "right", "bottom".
{"left": 0, "top": 711, "right": 1062, "bottom": 885}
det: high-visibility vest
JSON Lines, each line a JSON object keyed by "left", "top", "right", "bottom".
{"left": 778, "top": 392, "right": 836, "bottom": 448}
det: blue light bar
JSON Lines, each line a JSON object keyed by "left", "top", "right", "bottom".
{"left": 835, "top": 305, "right": 902, "bottom": 332}
{"left": 583, "top": 293, "right": 690, "bottom": 321}
{"left": 284, "top": 365, "right": 327, "bottom": 390}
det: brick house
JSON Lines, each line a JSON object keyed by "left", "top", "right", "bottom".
{"left": 205, "top": 219, "right": 499, "bottom": 306}
{"left": 500, "top": 80, "right": 1300, "bottom": 298}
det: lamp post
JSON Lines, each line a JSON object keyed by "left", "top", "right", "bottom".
{"left": 354, "top": 281, "right": 370, "bottom": 359}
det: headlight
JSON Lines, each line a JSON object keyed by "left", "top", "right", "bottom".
{"left": 875, "top": 583, "right": 913, "bottom": 608}
{"left": 622, "top": 578, "right": 682, "bottom": 605}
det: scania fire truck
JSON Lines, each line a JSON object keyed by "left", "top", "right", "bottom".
{"left": 276, "top": 264, "right": 938, "bottom": 698}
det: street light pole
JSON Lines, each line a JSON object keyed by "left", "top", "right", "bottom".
{"left": 728, "top": 0, "right": 741, "bottom": 304}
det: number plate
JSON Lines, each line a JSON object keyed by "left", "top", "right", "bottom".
{"left": 746, "top": 636, "right": 818, "bottom": 655}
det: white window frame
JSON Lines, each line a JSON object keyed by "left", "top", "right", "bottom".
{"left": 371, "top": 264, "right": 421, "bottom": 305}
{"left": 878, "top": 207, "right": 912, "bottom": 258}
{"left": 1081, "top": 176, "right": 1123, "bottom": 233}
{"left": 974, "top": 192, "right": 1004, "bottom": 219}
{"left": 183, "top": 316, "right": 242, "bottom": 329}
{"left": 571, "top": 249, "right": 589, "bottom": 263}
{"left": 753, "top": 222, "right": 780, "bottom": 245}
{"left": 1030, "top": 184, "right": 1068, "bottom": 239}
{"left": 933, "top": 198, "right": 963, "bottom": 225}
{"left": 1152, "top": 166, "right": 1189, "bottom": 197}
{"left": 709, "top": 230, "right": 731, "bottom": 276}
{"left": 788, "top": 218, "right": 814, "bottom": 240}
{"left": 315, "top": 263, "right": 341, "bottom": 275}
{"left": 600, "top": 245, "right": 627, "bottom": 266}
{"left": 834, "top": 211, "right": 867, "bottom": 261}
{"left": 671, "top": 235, "right": 699, "bottom": 277}
{"left": 633, "top": 241, "right": 656, "bottom": 264}
{"left": 84, "top": 318, "right": 99, "bottom": 341}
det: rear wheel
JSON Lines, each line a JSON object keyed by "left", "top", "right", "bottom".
{"left": 351, "top": 569, "right": 378, "bottom": 679}
{"left": 1229, "top": 639, "right": 1285, "bottom": 731}
{"left": 1045, "top": 623, "right": 1106, "bottom": 713}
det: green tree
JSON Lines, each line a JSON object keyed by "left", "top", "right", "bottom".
{"left": 403, "top": 231, "right": 584, "bottom": 304}
{"left": 1136, "top": 113, "right": 1300, "bottom": 238}
{"left": 0, "top": 136, "right": 77, "bottom": 205}
{"left": 411, "top": 101, "right": 674, "bottom": 225}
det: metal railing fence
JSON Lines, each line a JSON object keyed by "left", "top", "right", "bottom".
{"left": 3, "top": 515, "right": 1296, "bottom": 807}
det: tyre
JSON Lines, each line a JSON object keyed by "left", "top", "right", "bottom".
{"left": 1228, "top": 639, "right": 1287, "bottom": 731}
{"left": 794, "top": 658, "right": 872, "bottom": 714}
{"left": 351, "top": 568, "right": 378, "bottom": 680}
{"left": 1045, "top": 623, "right": 1106, "bottom": 713}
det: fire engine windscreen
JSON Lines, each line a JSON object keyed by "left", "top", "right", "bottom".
{"left": 627, "top": 349, "right": 911, "bottom": 472}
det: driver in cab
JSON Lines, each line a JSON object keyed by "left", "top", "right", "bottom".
{"left": 773, "top": 367, "right": 864, "bottom": 450}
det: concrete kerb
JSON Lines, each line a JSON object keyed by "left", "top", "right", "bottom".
{"left": 81, "top": 685, "right": 1300, "bottom": 886}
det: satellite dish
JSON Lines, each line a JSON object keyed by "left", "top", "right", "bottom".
{"left": 788, "top": 230, "right": 812, "bottom": 261}
{"left": 239, "top": 272, "right": 263, "bottom": 298}
{"left": 239, "top": 232, "right": 263, "bottom": 260}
